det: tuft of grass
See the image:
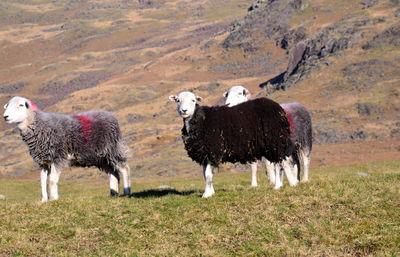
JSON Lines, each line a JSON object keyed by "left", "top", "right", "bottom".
{"left": 0, "top": 160, "right": 399, "bottom": 256}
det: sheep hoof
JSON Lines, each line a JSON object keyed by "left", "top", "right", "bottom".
{"left": 41, "top": 198, "right": 48, "bottom": 203}
{"left": 202, "top": 192, "right": 215, "bottom": 198}
{"left": 251, "top": 184, "right": 258, "bottom": 188}
{"left": 273, "top": 185, "right": 282, "bottom": 190}
{"left": 301, "top": 179, "right": 309, "bottom": 183}
{"left": 123, "top": 188, "right": 131, "bottom": 197}
{"left": 110, "top": 190, "right": 119, "bottom": 197}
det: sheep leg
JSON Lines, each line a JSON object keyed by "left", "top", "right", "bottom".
{"left": 202, "top": 163, "right": 215, "bottom": 198}
{"left": 109, "top": 172, "right": 120, "bottom": 196}
{"left": 282, "top": 157, "right": 299, "bottom": 187}
{"left": 49, "top": 164, "right": 61, "bottom": 201}
{"left": 250, "top": 162, "right": 258, "bottom": 187}
{"left": 265, "top": 159, "right": 275, "bottom": 185}
{"left": 300, "top": 150, "right": 310, "bottom": 183}
{"left": 118, "top": 164, "right": 131, "bottom": 196}
{"left": 273, "top": 164, "right": 283, "bottom": 190}
{"left": 40, "top": 169, "right": 49, "bottom": 203}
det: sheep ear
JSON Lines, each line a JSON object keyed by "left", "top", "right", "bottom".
{"left": 243, "top": 88, "right": 250, "bottom": 96}
{"left": 25, "top": 101, "right": 30, "bottom": 109}
{"left": 169, "top": 95, "right": 178, "bottom": 102}
{"left": 3, "top": 103, "right": 7, "bottom": 109}
{"left": 223, "top": 91, "right": 228, "bottom": 98}
{"left": 195, "top": 95, "right": 203, "bottom": 102}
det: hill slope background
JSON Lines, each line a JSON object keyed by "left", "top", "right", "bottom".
{"left": 0, "top": 0, "right": 399, "bottom": 181}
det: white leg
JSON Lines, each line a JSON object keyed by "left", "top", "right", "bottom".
{"left": 292, "top": 163, "right": 299, "bottom": 181}
{"left": 110, "top": 173, "right": 120, "bottom": 196}
{"left": 265, "top": 160, "right": 275, "bottom": 185}
{"left": 202, "top": 163, "right": 215, "bottom": 198}
{"left": 301, "top": 151, "right": 310, "bottom": 183}
{"left": 118, "top": 164, "right": 131, "bottom": 196}
{"left": 273, "top": 164, "right": 283, "bottom": 190}
{"left": 40, "top": 169, "right": 48, "bottom": 203}
{"left": 49, "top": 164, "right": 61, "bottom": 201}
{"left": 250, "top": 162, "right": 258, "bottom": 187}
{"left": 282, "top": 157, "right": 299, "bottom": 187}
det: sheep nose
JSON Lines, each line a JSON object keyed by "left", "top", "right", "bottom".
{"left": 181, "top": 109, "right": 187, "bottom": 113}
{"left": 3, "top": 115, "right": 8, "bottom": 121}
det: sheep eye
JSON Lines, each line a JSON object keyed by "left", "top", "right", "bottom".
{"left": 238, "top": 93, "right": 242, "bottom": 95}
{"left": 192, "top": 100, "right": 195, "bottom": 103}
{"left": 19, "top": 104, "right": 24, "bottom": 107}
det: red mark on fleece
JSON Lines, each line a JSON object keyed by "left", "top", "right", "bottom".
{"left": 73, "top": 115, "right": 92, "bottom": 142}
{"left": 286, "top": 113, "right": 295, "bottom": 134}
{"left": 29, "top": 100, "right": 38, "bottom": 111}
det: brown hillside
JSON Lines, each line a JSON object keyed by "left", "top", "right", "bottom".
{"left": 0, "top": 0, "right": 399, "bottom": 180}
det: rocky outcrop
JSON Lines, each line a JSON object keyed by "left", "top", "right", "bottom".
{"left": 362, "top": 24, "right": 400, "bottom": 49}
{"left": 223, "top": 0, "right": 390, "bottom": 93}
{"left": 222, "top": 0, "right": 307, "bottom": 52}
{"left": 261, "top": 16, "right": 370, "bottom": 91}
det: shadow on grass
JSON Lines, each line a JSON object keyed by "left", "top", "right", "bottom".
{"left": 130, "top": 189, "right": 198, "bottom": 198}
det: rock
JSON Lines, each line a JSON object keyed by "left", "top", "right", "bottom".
{"left": 349, "top": 130, "right": 367, "bottom": 141}
{"left": 0, "top": 81, "right": 29, "bottom": 94}
{"left": 197, "top": 83, "right": 221, "bottom": 92}
{"left": 390, "top": 129, "right": 400, "bottom": 139}
{"left": 341, "top": 59, "right": 397, "bottom": 92}
{"left": 395, "top": 8, "right": 400, "bottom": 17}
{"left": 362, "top": 25, "right": 400, "bottom": 49}
{"left": 361, "top": 0, "right": 379, "bottom": 9}
{"left": 127, "top": 114, "right": 145, "bottom": 123}
{"left": 138, "top": 0, "right": 164, "bottom": 9}
{"left": 260, "top": 19, "right": 364, "bottom": 92}
{"left": 39, "top": 71, "right": 112, "bottom": 109}
{"left": 357, "top": 103, "right": 381, "bottom": 116}
{"left": 287, "top": 41, "right": 307, "bottom": 76}
{"left": 313, "top": 122, "right": 347, "bottom": 144}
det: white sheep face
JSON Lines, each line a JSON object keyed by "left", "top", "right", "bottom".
{"left": 3, "top": 96, "right": 30, "bottom": 124}
{"left": 169, "top": 91, "right": 202, "bottom": 119}
{"left": 224, "top": 85, "right": 250, "bottom": 107}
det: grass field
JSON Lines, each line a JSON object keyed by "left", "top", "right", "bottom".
{"left": 0, "top": 160, "right": 399, "bottom": 256}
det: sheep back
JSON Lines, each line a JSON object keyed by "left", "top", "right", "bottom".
{"left": 182, "top": 98, "right": 294, "bottom": 167}
{"left": 281, "top": 103, "right": 312, "bottom": 152}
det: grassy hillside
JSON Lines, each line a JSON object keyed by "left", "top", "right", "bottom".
{"left": 0, "top": 160, "right": 399, "bottom": 256}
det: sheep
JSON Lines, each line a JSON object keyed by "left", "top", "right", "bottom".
{"left": 224, "top": 85, "right": 312, "bottom": 185}
{"left": 3, "top": 96, "right": 131, "bottom": 202}
{"left": 169, "top": 91, "right": 299, "bottom": 197}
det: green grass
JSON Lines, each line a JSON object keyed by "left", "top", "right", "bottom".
{"left": 0, "top": 160, "right": 399, "bottom": 256}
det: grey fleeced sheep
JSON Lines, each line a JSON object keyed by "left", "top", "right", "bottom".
{"left": 3, "top": 96, "right": 131, "bottom": 202}
{"left": 169, "top": 91, "right": 299, "bottom": 197}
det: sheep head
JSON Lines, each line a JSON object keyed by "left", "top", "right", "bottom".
{"left": 3, "top": 96, "right": 36, "bottom": 124}
{"left": 169, "top": 91, "right": 202, "bottom": 119}
{"left": 223, "top": 85, "right": 250, "bottom": 107}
